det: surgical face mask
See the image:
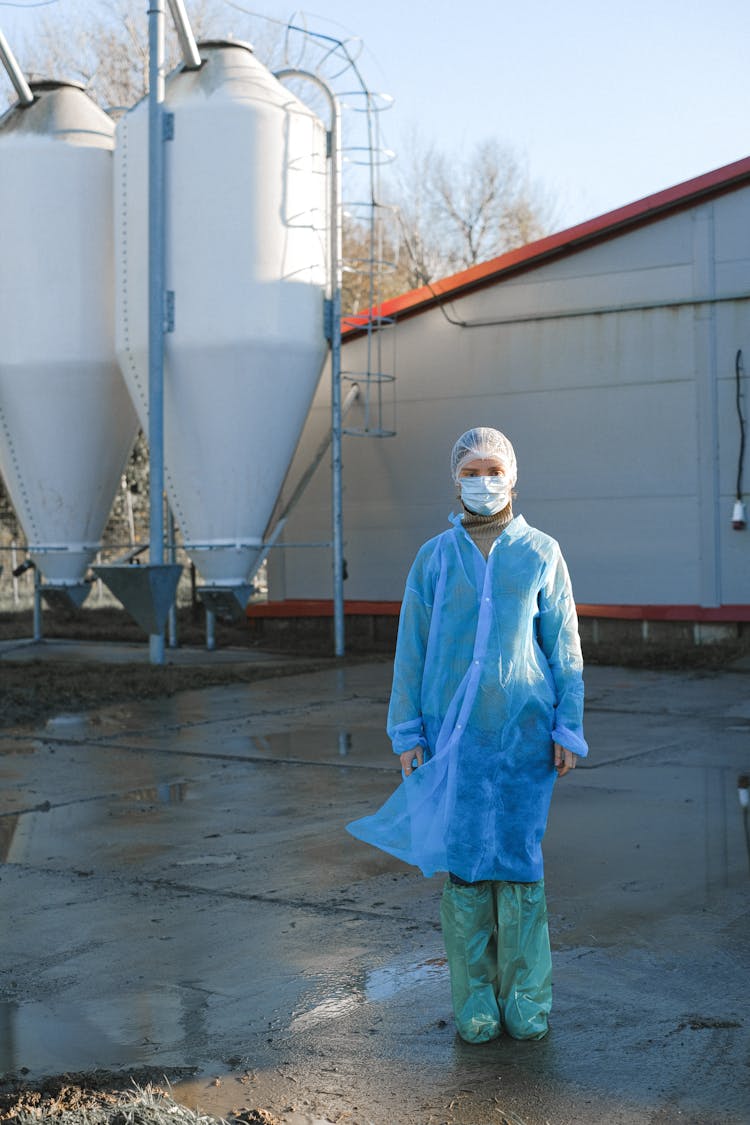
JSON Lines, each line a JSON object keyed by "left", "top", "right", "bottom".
{"left": 459, "top": 475, "right": 511, "bottom": 516}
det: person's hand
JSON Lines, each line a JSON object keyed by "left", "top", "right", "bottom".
{"left": 554, "top": 742, "right": 577, "bottom": 778}
{"left": 400, "top": 747, "right": 424, "bottom": 776}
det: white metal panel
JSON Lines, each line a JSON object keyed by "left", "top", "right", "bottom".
{"left": 0, "top": 84, "right": 138, "bottom": 587}
{"left": 273, "top": 184, "right": 750, "bottom": 609}
{"left": 529, "top": 498, "right": 700, "bottom": 603}
{"left": 461, "top": 213, "right": 699, "bottom": 325}
{"left": 713, "top": 189, "right": 750, "bottom": 265}
{"left": 115, "top": 43, "right": 327, "bottom": 589}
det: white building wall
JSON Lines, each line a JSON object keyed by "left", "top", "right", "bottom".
{"left": 269, "top": 188, "right": 750, "bottom": 608}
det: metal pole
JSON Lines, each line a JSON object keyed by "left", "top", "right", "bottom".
{"left": 167, "top": 503, "right": 178, "bottom": 648}
{"left": 148, "top": 0, "right": 166, "bottom": 665}
{"left": 11, "top": 542, "right": 18, "bottom": 605}
{"left": 0, "top": 29, "right": 34, "bottom": 106}
{"left": 32, "top": 568, "right": 42, "bottom": 642}
{"left": 165, "top": 0, "right": 202, "bottom": 69}
{"left": 274, "top": 70, "right": 345, "bottom": 656}
{"left": 205, "top": 608, "right": 216, "bottom": 651}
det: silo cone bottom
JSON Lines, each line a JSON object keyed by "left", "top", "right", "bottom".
{"left": 93, "top": 563, "right": 182, "bottom": 636}
{"left": 197, "top": 585, "right": 254, "bottom": 621}
{"left": 41, "top": 584, "right": 91, "bottom": 611}
{"left": 440, "top": 879, "right": 501, "bottom": 1043}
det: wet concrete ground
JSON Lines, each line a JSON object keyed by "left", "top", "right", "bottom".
{"left": 0, "top": 655, "right": 749, "bottom": 1124}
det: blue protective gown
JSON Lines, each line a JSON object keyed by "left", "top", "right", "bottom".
{"left": 347, "top": 513, "right": 588, "bottom": 883}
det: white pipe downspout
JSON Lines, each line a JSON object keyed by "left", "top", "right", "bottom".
{"left": 0, "top": 29, "right": 34, "bottom": 107}
{"left": 148, "top": 0, "right": 167, "bottom": 664}
{"left": 166, "top": 0, "right": 202, "bottom": 69}
{"left": 275, "top": 68, "right": 345, "bottom": 657}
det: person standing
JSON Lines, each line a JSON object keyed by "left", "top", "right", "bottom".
{"left": 347, "top": 426, "right": 588, "bottom": 1043}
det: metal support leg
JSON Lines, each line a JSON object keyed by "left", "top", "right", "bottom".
{"left": 32, "top": 568, "right": 42, "bottom": 642}
{"left": 147, "top": 0, "right": 167, "bottom": 666}
{"left": 167, "top": 504, "right": 178, "bottom": 648}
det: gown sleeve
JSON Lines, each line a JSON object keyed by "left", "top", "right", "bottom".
{"left": 386, "top": 546, "right": 436, "bottom": 756}
{"left": 536, "top": 547, "right": 589, "bottom": 758}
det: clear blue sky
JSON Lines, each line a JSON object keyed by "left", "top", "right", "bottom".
{"left": 2, "top": 0, "right": 748, "bottom": 229}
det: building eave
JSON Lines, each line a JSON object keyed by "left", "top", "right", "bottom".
{"left": 342, "top": 154, "right": 750, "bottom": 340}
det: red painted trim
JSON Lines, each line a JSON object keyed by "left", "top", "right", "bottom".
{"left": 577, "top": 604, "right": 750, "bottom": 623}
{"left": 342, "top": 155, "right": 750, "bottom": 338}
{"left": 246, "top": 599, "right": 402, "bottom": 618}
{"left": 248, "top": 600, "right": 750, "bottom": 623}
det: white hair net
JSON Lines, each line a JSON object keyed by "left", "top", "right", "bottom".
{"left": 450, "top": 427, "right": 518, "bottom": 484}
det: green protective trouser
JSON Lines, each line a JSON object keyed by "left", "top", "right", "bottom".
{"left": 495, "top": 880, "right": 552, "bottom": 1040}
{"left": 440, "top": 878, "right": 552, "bottom": 1043}
{"left": 440, "top": 879, "right": 501, "bottom": 1043}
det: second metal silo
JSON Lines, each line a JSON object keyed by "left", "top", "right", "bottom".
{"left": 115, "top": 41, "right": 328, "bottom": 611}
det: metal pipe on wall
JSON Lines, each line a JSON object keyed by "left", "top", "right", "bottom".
{"left": 330, "top": 97, "right": 345, "bottom": 658}
{"left": 0, "top": 29, "right": 33, "bottom": 106}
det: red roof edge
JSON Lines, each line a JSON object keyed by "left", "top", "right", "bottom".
{"left": 342, "top": 154, "right": 750, "bottom": 337}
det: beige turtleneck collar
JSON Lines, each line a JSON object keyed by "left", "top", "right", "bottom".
{"left": 460, "top": 503, "right": 514, "bottom": 559}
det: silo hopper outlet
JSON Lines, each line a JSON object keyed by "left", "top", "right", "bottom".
{"left": 92, "top": 563, "right": 182, "bottom": 636}
{"left": 41, "top": 584, "right": 90, "bottom": 612}
{"left": 196, "top": 585, "right": 254, "bottom": 621}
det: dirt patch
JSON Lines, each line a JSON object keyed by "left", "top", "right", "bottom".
{"left": 0, "top": 608, "right": 266, "bottom": 649}
{"left": 0, "top": 1069, "right": 194, "bottom": 1122}
{"left": 1, "top": 605, "right": 747, "bottom": 733}
{"left": 583, "top": 635, "right": 750, "bottom": 670}
{"left": 0, "top": 659, "right": 340, "bottom": 732}
{"left": 0, "top": 1070, "right": 282, "bottom": 1125}
{"left": 0, "top": 608, "right": 392, "bottom": 732}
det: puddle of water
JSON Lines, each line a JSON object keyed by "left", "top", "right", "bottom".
{"left": 220, "top": 727, "right": 386, "bottom": 766}
{"left": 289, "top": 956, "right": 447, "bottom": 1032}
{"left": 545, "top": 760, "right": 750, "bottom": 944}
{"left": 365, "top": 956, "right": 447, "bottom": 1002}
{"left": 289, "top": 989, "right": 362, "bottom": 1032}
{"left": 1, "top": 780, "right": 191, "bottom": 866}
{"left": 46, "top": 714, "right": 88, "bottom": 728}
{"left": 0, "top": 990, "right": 184, "bottom": 1073}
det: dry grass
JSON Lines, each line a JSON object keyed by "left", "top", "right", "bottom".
{"left": 0, "top": 1070, "right": 282, "bottom": 1125}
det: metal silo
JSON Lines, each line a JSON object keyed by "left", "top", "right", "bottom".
{"left": 115, "top": 41, "right": 328, "bottom": 610}
{"left": 0, "top": 81, "right": 139, "bottom": 606}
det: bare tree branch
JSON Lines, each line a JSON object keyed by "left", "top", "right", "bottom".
{"left": 388, "top": 133, "right": 555, "bottom": 287}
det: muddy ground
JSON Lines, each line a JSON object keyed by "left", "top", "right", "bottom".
{"left": 0, "top": 608, "right": 370, "bottom": 731}
{"left": 1, "top": 616, "right": 750, "bottom": 1125}
{"left": 1, "top": 608, "right": 358, "bottom": 1124}
{"left": 1, "top": 606, "right": 748, "bottom": 732}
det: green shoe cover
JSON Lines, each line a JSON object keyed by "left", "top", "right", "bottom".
{"left": 440, "top": 879, "right": 501, "bottom": 1043}
{"left": 495, "top": 879, "right": 552, "bottom": 1040}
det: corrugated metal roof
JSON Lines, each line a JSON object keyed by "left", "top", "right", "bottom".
{"left": 342, "top": 154, "right": 750, "bottom": 337}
